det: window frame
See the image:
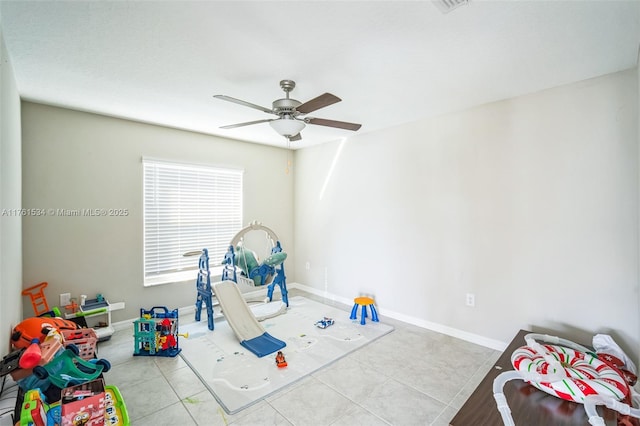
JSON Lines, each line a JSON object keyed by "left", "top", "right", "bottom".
{"left": 142, "top": 157, "right": 243, "bottom": 286}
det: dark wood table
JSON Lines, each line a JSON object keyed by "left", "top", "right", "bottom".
{"left": 450, "top": 329, "right": 617, "bottom": 425}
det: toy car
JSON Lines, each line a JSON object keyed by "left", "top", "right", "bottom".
{"left": 275, "top": 351, "right": 287, "bottom": 368}
{"left": 32, "top": 345, "right": 110, "bottom": 390}
{"left": 315, "top": 317, "right": 334, "bottom": 329}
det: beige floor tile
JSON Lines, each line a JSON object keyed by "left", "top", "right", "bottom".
{"left": 359, "top": 378, "right": 447, "bottom": 425}
{"left": 117, "top": 375, "right": 180, "bottom": 421}
{"left": 313, "top": 356, "right": 390, "bottom": 403}
{"left": 330, "top": 405, "right": 390, "bottom": 426}
{"left": 268, "top": 377, "right": 356, "bottom": 425}
{"left": 134, "top": 401, "right": 197, "bottom": 426}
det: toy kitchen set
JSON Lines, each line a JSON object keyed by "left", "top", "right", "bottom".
{"left": 62, "top": 293, "right": 125, "bottom": 341}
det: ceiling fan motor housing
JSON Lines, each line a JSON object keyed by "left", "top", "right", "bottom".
{"left": 272, "top": 98, "right": 301, "bottom": 116}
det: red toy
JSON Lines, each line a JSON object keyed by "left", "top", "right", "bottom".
{"left": 275, "top": 351, "right": 287, "bottom": 368}
{"left": 11, "top": 317, "right": 80, "bottom": 349}
{"left": 19, "top": 339, "right": 42, "bottom": 369}
{"left": 160, "top": 319, "right": 177, "bottom": 350}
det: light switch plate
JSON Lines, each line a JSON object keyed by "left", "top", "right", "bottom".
{"left": 60, "top": 292, "right": 71, "bottom": 307}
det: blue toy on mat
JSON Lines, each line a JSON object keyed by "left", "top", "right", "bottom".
{"left": 133, "top": 306, "right": 183, "bottom": 357}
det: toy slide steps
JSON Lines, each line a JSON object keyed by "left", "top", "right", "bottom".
{"left": 213, "top": 280, "right": 285, "bottom": 357}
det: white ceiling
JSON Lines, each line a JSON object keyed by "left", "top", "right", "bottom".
{"left": 1, "top": 1, "right": 639, "bottom": 149}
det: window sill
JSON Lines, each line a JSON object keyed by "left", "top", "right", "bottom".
{"left": 144, "top": 265, "right": 224, "bottom": 287}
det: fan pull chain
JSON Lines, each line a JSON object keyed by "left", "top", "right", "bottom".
{"left": 285, "top": 139, "right": 292, "bottom": 174}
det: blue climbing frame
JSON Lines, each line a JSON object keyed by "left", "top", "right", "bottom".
{"left": 194, "top": 248, "right": 214, "bottom": 330}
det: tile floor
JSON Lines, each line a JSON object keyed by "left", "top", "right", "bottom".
{"left": 97, "top": 289, "right": 501, "bottom": 426}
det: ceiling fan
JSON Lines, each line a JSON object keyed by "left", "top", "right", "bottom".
{"left": 214, "top": 80, "right": 361, "bottom": 142}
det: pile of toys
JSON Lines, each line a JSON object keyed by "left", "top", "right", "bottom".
{"left": 0, "top": 284, "right": 130, "bottom": 425}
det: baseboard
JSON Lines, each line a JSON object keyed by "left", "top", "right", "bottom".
{"left": 112, "top": 318, "right": 135, "bottom": 332}
{"left": 288, "top": 282, "right": 354, "bottom": 307}
{"left": 289, "top": 282, "right": 508, "bottom": 351}
{"left": 113, "top": 282, "right": 508, "bottom": 351}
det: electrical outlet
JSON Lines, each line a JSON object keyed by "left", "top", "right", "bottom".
{"left": 305, "top": 261, "right": 311, "bottom": 271}
{"left": 60, "top": 292, "right": 71, "bottom": 307}
{"left": 466, "top": 293, "right": 475, "bottom": 307}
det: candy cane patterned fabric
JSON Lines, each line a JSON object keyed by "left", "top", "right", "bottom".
{"left": 511, "top": 344, "right": 628, "bottom": 403}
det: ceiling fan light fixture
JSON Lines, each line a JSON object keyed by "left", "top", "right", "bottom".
{"left": 269, "top": 117, "right": 305, "bottom": 137}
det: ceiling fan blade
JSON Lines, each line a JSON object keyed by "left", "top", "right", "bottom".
{"left": 305, "top": 117, "right": 362, "bottom": 131}
{"left": 213, "top": 95, "right": 274, "bottom": 114}
{"left": 296, "top": 93, "right": 341, "bottom": 114}
{"left": 220, "top": 119, "right": 273, "bottom": 129}
{"left": 288, "top": 133, "right": 302, "bottom": 142}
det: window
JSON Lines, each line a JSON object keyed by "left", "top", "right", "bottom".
{"left": 143, "top": 158, "right": 243, "bottom": 286}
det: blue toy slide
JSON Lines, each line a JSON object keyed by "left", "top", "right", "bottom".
{"left": 212, "top": 280, "right": 285, "bottom": 357}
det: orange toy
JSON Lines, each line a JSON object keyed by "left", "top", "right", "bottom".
{"left": 64, "top": 299, "right": 79, "bottom": 314}
{"left": 21, "top": 282, "right": 51, "bottom": 317}
{"left": 11, "top": 317, "right": 80, "bottom": 349}
{"left": 275, "top": 351, "right": 287, "bottom": 368}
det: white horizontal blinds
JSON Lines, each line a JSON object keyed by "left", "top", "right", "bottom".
{"left": 143, "top": 159, "right": 243, "bottom": 280}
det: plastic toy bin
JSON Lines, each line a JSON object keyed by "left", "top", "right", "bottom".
{"left": 61, "top": 378, "right": 106, "bottom": 426}
{"left": 62, "top": 328, "right": 98, "bottom": 360}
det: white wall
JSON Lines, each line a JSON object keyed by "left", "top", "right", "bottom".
{"left": 21, "top": 103, "right": 294, "bottom": 322}
{"left": 637, "top": 47, "right": 640, "bottom": 370}
{"left": 294, "top": 69, "right": 639, "bottom": 356}
{"left": 0, "top": 26, "right": 23, "bottom": 353}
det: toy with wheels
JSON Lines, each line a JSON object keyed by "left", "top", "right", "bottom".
{"left": 275, "top": 351, "right": 287, "bottom": 368}
{"left": 315, "top": 317, "right": 335, "bottom": 329}
{"left": 31, "top": 345, "right": 110, "bottom": 390}
{"left": 221, "top": 221, "right": 289, "bottom": 307}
